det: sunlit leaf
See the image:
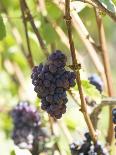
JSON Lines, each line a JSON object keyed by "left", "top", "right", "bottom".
{"left": 81, "top": 80, "right": 101, "bottom": 101}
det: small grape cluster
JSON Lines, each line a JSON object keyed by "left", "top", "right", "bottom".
{"left": 31, "top": 50, "right": 76, "bottom": 119}
{"left": 70, "top": 133, "right": 109, "bottom": 155}
{"left": 11, "top": 101, "right": 45, "bottom": 150}
{"left": 88, "top": 74, "right": 103, "bottom": 93}
{"left": 112, "top": 108, "right": 116, "bottom": 138}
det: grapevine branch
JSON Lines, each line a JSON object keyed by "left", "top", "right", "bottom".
{"left": 90, "top": 98, "right": 116, "bottom": 129}
{"left": 64, "top": 0, "right": 97, "bottom": 143}
{"left": 20, "top": 0, "right": 49, "bottom": 57}
{"left": 77, "top": 0, "right": 116, "bottom": 22}
{"left": 95, "top": 9, "right": 115, "bottom": 145}
{"left": 20, "top": 0, "right": 34, "bottom": 68}
{"left": 92, "top": 0, "right": 116, "bottom": 22}
{"left": 68, "top": 90, "right": 80, "bottom": 106}
{"left": 53, "top": 0, "right": 107, "bottom": 90}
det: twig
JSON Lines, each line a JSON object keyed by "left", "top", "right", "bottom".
{"left": 91, "top": 0, "right": 116, "bottom": 22}
{"left": 90, "top": 98, "right": 116, "bottom": 129}
{"left": 57, "top": 120, "right": 73, "bottom": 144}
{"left": 64, "top": 0, "right": 97, "bottom": 143}
{"left": 31, "top": 139, "right": 39, "bottom": 155}
{"left": 52, "top": 22, "right": 83, "bottom": 63}
{"left": 20, "top": 0, "right": 34, "bottom": 68}
{"left": 68, "top": 90, "right": 80, "bottom": 106}
{"left": 77, "top": 0, "right": 116, "bottom": 22}
{"left": 20, "top": 0, "right": 49, "bottom": 57}
{"left": 95, "top": 9, "right": 115, "bottom": 145}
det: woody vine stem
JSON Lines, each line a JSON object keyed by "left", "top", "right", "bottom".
{"left": 64, "top": 0, "right": 97, "bottom": 143}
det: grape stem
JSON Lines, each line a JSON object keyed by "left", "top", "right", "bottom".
{"left": 95, "top": 9, "right": 115, "bottom": 145}
{"left": 90, "top": 98, "right": 116, "bottom": 129}
{"left": 19, "top": 0, "right": 34, "bottom": 68}
{"left": 64, "top": 0, "right": 97, "bottom": 143}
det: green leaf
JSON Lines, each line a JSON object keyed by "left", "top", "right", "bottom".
{"left": 81, "top": 80, "right": 101, "bottom": 101}
{"left": 112, "top": 0, "right": 116, "bottom": 5}
{"left": 46, "top": 1, "right": 62, "bottom": 20}
{"left": 64, "top": 116, "right": 78, "bottom": 130}
{"left": 40, "top": 17, "right": 58, "bottom": 44}
{"left": 99, "top": 0, "right": 116, "bottom": 13}
{"left": 10, "top": 150, "right": 16, "bottom": 155}
{"left": 0, "top": 15, "right": 6, "bottom": 40}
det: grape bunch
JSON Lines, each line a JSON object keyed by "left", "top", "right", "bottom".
{"left": 11, "top": 101, "right": 45, "bottom": 150}
{"left": 31, "top": 50, "right": 76, "bottom": 119}
{"left": 70, "top": 132, "right": 109, "bottom": 155}
{"left": 88, "top": 74, "right": 103, "bottom": 93}
{"left": 112, "top": 108, "right": 116, "bottom": 138}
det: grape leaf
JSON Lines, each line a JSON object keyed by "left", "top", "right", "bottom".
{"left": 0, "top": 15, "right": 6, "bottom": 40}
{"left": 81, "top": 80, "right": 101, "bottom": 101}
{"left": 99, "top": 0, "right": 116, "bottom": 13}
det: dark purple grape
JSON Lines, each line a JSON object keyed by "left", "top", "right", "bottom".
{"left": 11, "top": 101, "right": 46, "bottom": 150}
{"left": 43, "top": 80, "right": 50, "bottom": 87}
{"left": 44, "top": 72, "right": 53, "bottom": 81}
{"left": 88, "top": 74, "right": 103, "bottom": 93}
{"left": 37, "top": 63, "right": 43, "bottom": 72}
{"left": 38, "top": 72, "right": 44, "bottom": 80}
{"left": 62, "top": 79, "right": 70, "bottom": 89}
{"left": 112, "top": 108, "right": 116, "bottom": 130}
{"left": 49, "top": 64, "right": 57, "bottom": 73}
{"left": 56, "top": 79, "right": 63, "bottom": 87}
{"left": 70, "top": 133, "right": 109, "bottom": 155}
{"left": 42, "top": 64, "right": 49, "bottom": 72}
{"left": 84, "top": 132, "right": 91, "bottom": 142}
{"left": 55, "top": 88, "right": 64, "bottom": 94}
{"left": 46, "top": 95, "right": 53, "bottom": 102}
{"left": 112, "top": 108, "right": 116, "bottom": 117}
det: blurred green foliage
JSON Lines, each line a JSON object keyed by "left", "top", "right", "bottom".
{"left": 0, "top": 0, "right": 116, "bottom": 154}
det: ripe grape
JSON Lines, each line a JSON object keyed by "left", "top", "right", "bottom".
{"left": 88, "top": 74, "right": 103, "bottom": 93}
{"left": 11, "top": 101, "right": 45, "bottom": 150}
{"left": 112, "top": 108, "right": 116, "bottom": 138}
{"left": 70, "top": 132, "right": 109, "bottom": 155}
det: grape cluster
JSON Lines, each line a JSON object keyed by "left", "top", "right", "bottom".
{"left": 112, "top": 108, "right": 116, "bottom": 138}
{"left": 11, "top": 101, "right": 45, "bottom": 150}
{"left": 88, "top": 74, "right": 103, "bottom": 93}
{"left": 31, "top": 50, "right": 76, "bottom": 119}
{"left": 70, "top": 133, "right": 109, "bottom": 155}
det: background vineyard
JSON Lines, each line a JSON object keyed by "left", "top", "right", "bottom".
{"left": 0, "top": 0, "right": 116, "bottom": 155}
